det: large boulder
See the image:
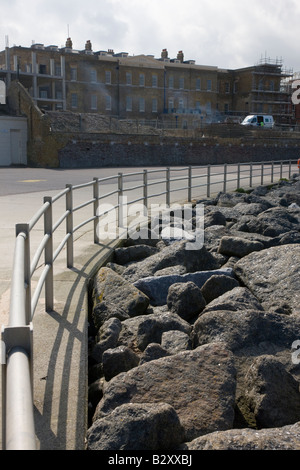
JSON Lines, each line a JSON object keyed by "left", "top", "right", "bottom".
{"left": 133, "top": 268, "right": 235, "bottom": 306}
{"left": 87, "top": 402, "right": 185, "bottom": 450}
{"left": 244, "top": 355, "right": 300, "bottom": 428}
{"left": 92, "top": 267, "right": 150, "bottom": 329}
{"left": 93, "top": 342, "right": 237, "bottom": 441}
{"left": 200, "top": 274, "right": 240, "bottom": 304}
{"left": 117, "top": 310, "right": 192, "bottom": 352}
{"left": 180, "top": 422, "right": 300, "bottom": 450}
{"left": 218, "top": 236, "right": 264, "bottom": 258}
{"left": 234, "top": 244, "right": 300, "bottom": 314}
{"left": 166, "top": 281, "right": 206, "bottom": 321}
{"left": 122, "top": 240, "right": 220, "bottom": 283}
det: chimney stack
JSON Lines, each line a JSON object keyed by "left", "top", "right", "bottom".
{"left": 65, "top": 37, "right": 73, "bottom": 48}
{"left": 85, "top": 40, "right": 92, "bottom": 51}
{"left": 161, "top": 48, "right": 168, "bottom": 59}
{"left": 177, "top": 50, "right": 184, "bottom": 63}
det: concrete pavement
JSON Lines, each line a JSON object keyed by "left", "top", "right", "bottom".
{"left": 0, "top": 186, "right": 123, "bottom": 450}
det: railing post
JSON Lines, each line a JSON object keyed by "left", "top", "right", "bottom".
{"left": 143, "top": 170, "right": 148, "bottom": 216}
{"left": 280, "top": 161, "right": 283, "bottom": 180}
{"left": 271, "top": 161, "right": 274, "bottom": 183}
{"left": 207, "top": 165, "right": 211, "bottom": 198}
{"left": 223, "top": 164, "right": 227, "bottom": 193}
{"left": 118, "top": 173, "right": 124, "bottom": 228}
{"left": 237, "top": 163, "right": 240, "bottom": 189}
{"left": 93, "top": 178, "right": 99, "bottom": 244}
{"left": 166, "top": 167, "right": 170, "bottom": 207}
{"left": 188, "top": 166, "right": 192, "bottom": 202}
{"left": 43, "top": 197, "right": 53, "bottom": 312}
{"left": 261, "top": 162, "right": 264, "bottom": 186}
{"left": 66, "top": 184, "right": 73, "bottom": 268}
{"left": 15, "top": 224, "right": 31, "bottom": 325}
{"left": 249, "top": 162, "right": 253, "bottom": 188}
{"left": 289, "top": 160, "right": 292, "bottom": 179}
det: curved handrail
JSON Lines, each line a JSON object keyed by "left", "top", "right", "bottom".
{"left": 1, "top": 160, "right": 297, "bottom": 450}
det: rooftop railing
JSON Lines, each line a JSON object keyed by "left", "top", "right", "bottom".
{"left": 1, "top": 160, "right": 298, "bottom": 449}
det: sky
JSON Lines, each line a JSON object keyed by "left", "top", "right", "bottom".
{"left": 1, "top": 0, "right": 300, "bottom": 72}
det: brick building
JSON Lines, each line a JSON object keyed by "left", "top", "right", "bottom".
{"left": 0, "top": 38, "right": 294, "bottom": 127}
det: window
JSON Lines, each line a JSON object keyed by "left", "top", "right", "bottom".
{"left": 196, "top": 78, "right": 201, "bottom": 91}
{"left": 152, "top": 74, "right": 158, "bottom": 87}
{"left": 55, "top": 64, "right": 61, "bottom": 76}
{"left": 39, "top": 64, "right": 47, "bottom": 74}
{"left": 233, "top": 81, "right": 238, "bottom": 94}
{"left": 105, "top": 95, "right": 112, "bottom": 111}
{"left": 206, "top": 101, "right": 211, "bottom": 114}
{"left": 126, "top": 72, "right": 132, "bottom": 85}
{"left": 139, "top": 74, "right": 145, "bottom": 87}
{"left": 207, "top": 79, "right": 212, "bottom": 91}
{"left": 139, "top": 97, "right": 145, "bottom": 112}
{"left": 90, "top": 70, "right": 97, "bottom": 83}
{"left": 91, "top": 95, "right": 97, "bottom": 110}
{"left": 152, "top": 98, "right": 158, "bottom": 113}
{"left": 168, "top": 98, "right": 174, "bottom": 111}
{"left": 126, "top": 96, "right": 132, "bottom": 111}
{"left": 105, "top": 71, "right": 111, "bottom": 84}
{"left": 169, "top": 76, "right": 174, "bottom": 89}
{"left": 40, "top": 89, "right": 48, "bottom": 99}
{"left": 71, "top": 93, "right": 78, "bottom": 108}
{"left": 178, "top": 98, "right": 184, "bottom": 112}
{"left": 70, "top": 67, "right": 77, "bottom": 81}
{"left": 225, "top": 82, "right": 230, "bottom": 94}
{"left": 179, "top": 77, "right": 184, "bottom": 90}
{"left": 224, "top": 103, "right": 229, "bottom": 113}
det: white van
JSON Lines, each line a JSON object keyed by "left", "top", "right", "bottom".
{"left": 241, "top": 115, "right": 274, "bottom": 128}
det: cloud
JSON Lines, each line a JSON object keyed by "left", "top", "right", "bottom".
{"left": 0, "top": 0, "right": 299, "bottom": 71}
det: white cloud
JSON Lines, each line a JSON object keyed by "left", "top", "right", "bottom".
{"left": 0, "top": 0, "right": 299, "bottom": 71}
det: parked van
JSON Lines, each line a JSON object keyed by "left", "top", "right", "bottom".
{"left": 241, "top": 115, "right": 274, "bottom": 128}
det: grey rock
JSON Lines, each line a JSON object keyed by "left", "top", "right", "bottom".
{"left": 247, "top": 207, "right": 299, "bottom": 237}
{"left": 87, "top": 402, "right": 185, "bottom": 450}
{"left": 133, "top": 268, "right": 235, "bottom": 306}
{"left": 180, "top": 422, "right": 300, "bottom": 450}
{"left": 154, "top": 265, "right": 187, "bottom": 276}
{"left": 218, "top": 236, "right": 264, "bottom": 258}
{"left": 114, "top": 244, "right": 158, "bottom": 265}
{"left": 201, "top": 274, "right": 240, "bottom": 304}
{"left": 217, "top": 191, "right": 247, "bottom": 207}
{"left": 167, "top": 281, "right": 206, "bottom": 321}
{"left": 122, "top": 240, "right": 220, "bottom": 283}
{"left": 139, "top": 343, "right": 169, "bottom": 365}
{"left": 234, "top": 244, "right": 300, "bottom": 315}
{"left": 117, "top": 311, "right": 192, "bottom": 352}
{"left": 93, "top": 342, "right": 237, "bottom": 441}
{"left": 90, "top": 317, "right": 122, "bottom": 363}
{"left": 244, "top": 355, "right": 300, "bottom": 428}
{"left": 193, "top": 308, "right": 300, "bottom": 353}
{"left": 204, "top": 209, "right": 226, "bottom": 227}
{"left": 161, "top": 330, "right": 192, "bottom": 354}
{"left": 102, "top": 346, "right": 140, "bottom": 381}
{"left": 92, "top": 267, "right": 149, "bottom": 329}
{"left": 201, "top": 286, "right": 264, "bottom": 314}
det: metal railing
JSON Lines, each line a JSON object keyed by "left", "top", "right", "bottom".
{"left": 1, "top": 160, "right": 298, "bottom": 450}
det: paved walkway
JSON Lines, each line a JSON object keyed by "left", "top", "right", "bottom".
{"left": 0, "top": 188, "right": 122, "bottom": 449}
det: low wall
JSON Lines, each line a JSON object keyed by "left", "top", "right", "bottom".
{"left": 58, "top": 134, "right": 300, "bottom": 168}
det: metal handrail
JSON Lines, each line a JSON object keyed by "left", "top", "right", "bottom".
{"left": 1, "top": 160, "right": 298, "bottom": 450}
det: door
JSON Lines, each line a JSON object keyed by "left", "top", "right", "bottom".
{"left": 10, "top": 129, "right": 24, "bottom": 165}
